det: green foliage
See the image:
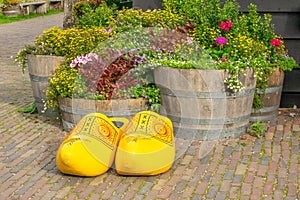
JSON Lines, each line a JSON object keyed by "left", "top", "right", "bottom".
{"left": 249, "top": 121, "right": 266, "bottom": 138}
{"left": 18, "top": 101, "right": 38, "bottom": 114}
{"left": 72, "top": 1, "right": 117, "bottom": 28}
{"left": 15, "top": 26, "right": 115, "bottom": 72}
{"left": 109, "top": 8, "right": 187, "bottom": 32}
{"left": 124, "top": 84, "right": 161, "bottom": 112}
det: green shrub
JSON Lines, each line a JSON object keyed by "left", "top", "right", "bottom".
{"left": 72, "top": 1, "right": 117, "bottom": 28}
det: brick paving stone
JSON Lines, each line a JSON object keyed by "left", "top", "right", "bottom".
{"left": 206, "top": 185, "right": 219, "bottom": 199}
{"left": 232, "top": 174, "right": 243, "bottom": 186}
{"left": 287, "top": 183, "right": 297, "bottom": 196}
{"left": 241, "top": 183, "right": 252, "bottom": 195}
{"left": 144, "top": 189, "right": 160, "bottom": 200}
{"left": 256, "top": 165, "right": 268, "bottom": 177}
{"left": 194, "top": 181, "right": 208, "bottom": 195}
{"left": 229, "top": 186, "right": 239, "bottom": 199}
{"left": 215, "top": 192, "right": 227, "bottom": 200}
{"left": 251, "top": 187, "right": 262, "bottom": 199}
{"left": 219, "top": 180, "right": 231, "bottom": 192}
{"left": 156, "top": 185, "right": 173, "bottom": 199}
{"left": 263, "top": 182, "right": 274, "bottom": 195}
{"left": 223, "top": 170, "right": 234, "bottom": 180}
{"left": 174, "top": 179, "right": 187, "bottom": 193}
{"left": 260, "top": 156, "right": 270, "bottom": 166}
{"left": 235, "top": 164, "right": 247, "bottom": 175}
{"left": 253, "top": 176, "right": 265, "bottom": 188}
{"left": 244, "top": 171, "right": 255, "bottom": 183}
{"left": 138, "top": 182, "right": 154, "bottom": 195}
{"left": 181, "top": 186, "right": 195, "bottom": 198}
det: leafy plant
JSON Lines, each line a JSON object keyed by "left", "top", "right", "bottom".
{"left": 72, "top": 1, "right": 117, "bottom": 28}
{"left": 18, "top": 101, "right": 38, "bottom": 114}
{"left": 249, "top": 121, "right": 266, "bottom": 138}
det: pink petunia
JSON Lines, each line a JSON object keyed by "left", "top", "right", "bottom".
{"left": 216, "top": 37, "right": 227, "bottom": 45}
{"left": 221, "top": 56, "right": 226, "bottom": 62}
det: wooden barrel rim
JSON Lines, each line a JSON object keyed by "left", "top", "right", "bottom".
{"left": 250, "top": 112, "right": 278, "bottom": 122}
{"left": 168, "top": 114, "right": 250, "bottom": 125}
{"left": 29, "top": 74, "right": 49, "bottom": 82}
{"left": 59, "top": 103, "right": 147, "bottom": 116}
{"left": 256, "top": 85, "right": 283, "bottom": 94}
{"left": 160, "top": 87, "right": 255, "bottom": 98}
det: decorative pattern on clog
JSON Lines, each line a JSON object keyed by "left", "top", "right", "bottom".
{"left": 126, "top": 111, "right": 173, "bottom": 145}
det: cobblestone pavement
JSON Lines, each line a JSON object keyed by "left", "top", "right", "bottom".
{"left": 0, "top": 14, "right": 300, "bottom": 200}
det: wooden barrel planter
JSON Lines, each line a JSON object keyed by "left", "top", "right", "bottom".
{"left": 250, "top": 67, "right": 284, "bottom": 122}
{"left": 27, "top": 54, "right": 65, "bottom": 117}
{"left": 58, "top": 97, "right": 148, "bottom": 132}
{"left": 154, "top": 67, "right": 256, "bottom": 140}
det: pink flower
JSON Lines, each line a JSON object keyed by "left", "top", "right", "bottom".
{"left": 70, "top": 61, "right": 77, "bottom": 68}
{"left": 221, "top": 56, "right": 226, "bottom": 62}
{"left": 216, "top": 37, "right": 227, "bottom": 45}
{"left": 186, "top": 37, "right": 193, "bottom": 44}
{"left": 219, "top": 19, "right": 232, "bottom": 31}
{"left": 271, "top": 38, "right": 282, "bottom": 46}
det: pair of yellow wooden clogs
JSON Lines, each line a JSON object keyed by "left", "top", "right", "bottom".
{"left": 56, "top": 111, "right": 175, "bottom": 176}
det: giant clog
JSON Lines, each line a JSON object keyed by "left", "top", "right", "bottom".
{"left": 56, "top": 113, "right": 127, "bottom": 176}
{"left": 115, "top": 111, "right": 175, "bottom": 176}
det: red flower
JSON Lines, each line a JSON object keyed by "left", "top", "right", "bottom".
{"left": 219, "top": 22, "right": 228, "bottom": 30}
{"left": 219, "top": 19, "right": 232, "bottom": 31}
{"left": 227, "top": 19, "right": 232, "bottom": 29}
{"left": 271, "top": 38, "right": 282, "bottom": 46}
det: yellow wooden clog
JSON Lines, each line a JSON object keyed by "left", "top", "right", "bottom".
{"left": 56, "top": 113, "right": 128, "bottom": 177}
{"left": 115, "top": 111, "right": 175, "bottom": 176}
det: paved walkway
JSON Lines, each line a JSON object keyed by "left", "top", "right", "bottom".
{"left": 0, "top": 14, "right": 300, "bottom": 200}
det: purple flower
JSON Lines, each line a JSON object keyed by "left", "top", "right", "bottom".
{"left": 216, "top": 37, "right": 227, "bottom": 45}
